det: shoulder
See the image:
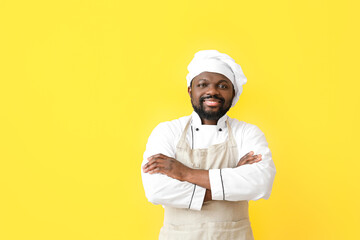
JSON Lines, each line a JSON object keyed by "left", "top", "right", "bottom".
{"left": 144, "top": 115, "right": 190, "bottom": 158}
{"left": 227, "top": 117, "right": 265, "bottom": 139}
{"left": 150, "top": 115, "right": 190, "bottom": 138}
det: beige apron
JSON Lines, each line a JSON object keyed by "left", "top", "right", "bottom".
{"left": 159, "top": 118, "right": 254, "bottom": 240}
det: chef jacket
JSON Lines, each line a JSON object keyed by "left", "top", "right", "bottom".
{"left": 141, "top": 111, "right": 276, "bottom": 211}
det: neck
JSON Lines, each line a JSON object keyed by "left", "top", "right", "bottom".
{"left": 201, "top": 118, "right": 218, "bottom": 125}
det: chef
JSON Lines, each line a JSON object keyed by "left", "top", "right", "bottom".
{"left": 141, "top": 50, "right": 276, "bottom": 240}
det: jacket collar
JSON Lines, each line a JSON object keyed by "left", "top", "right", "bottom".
{"left": 191, "top": 111, "right": 228, "bottom": 130}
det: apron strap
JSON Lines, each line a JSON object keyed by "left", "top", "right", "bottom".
{"left": 176, "top": 117, "right": 192, "bottom": 149}
{"left": 226, "top": 120, "right": 237, "bottom": 147}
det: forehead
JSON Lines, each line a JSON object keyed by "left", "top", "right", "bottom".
{"left": 193, "top": 72, "right": 232, "bottom": 84}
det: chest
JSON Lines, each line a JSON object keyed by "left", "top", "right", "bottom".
{"left": 185, "top": 125, "right": 228, "bottom": 149}
{"left": 176, "top": 126, "right": 239, "bottom": 169}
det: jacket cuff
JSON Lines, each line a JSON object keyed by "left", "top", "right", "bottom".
{"left": 188, "top": 185, "right": 206, "bottom": 211}
{"left": 209, "top": 169, "right": 225, "bottom": 200}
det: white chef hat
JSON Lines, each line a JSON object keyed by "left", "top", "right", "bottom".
{"left": 186, "top": 50, "right": 247, "bottom": 107}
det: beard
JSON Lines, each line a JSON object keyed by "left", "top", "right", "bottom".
{"left": 191, "top": 95, "right": 232, "bottom": 121}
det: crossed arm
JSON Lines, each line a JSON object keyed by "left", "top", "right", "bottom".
{"left": 142, "top": 151, "right": 262, "bottom": 202}
{"left": 141, "top": 122, "right": 276, "bottom": 209}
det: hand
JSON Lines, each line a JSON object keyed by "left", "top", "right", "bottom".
{"left": 142, "top": 153, "right": 191, "bottom": 181}
{"left": 237, "top": 151, "right": 262, "bottom": 167}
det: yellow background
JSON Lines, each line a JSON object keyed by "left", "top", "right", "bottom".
{"left": 1, "top": 0, "right": 359, "bottom": 239}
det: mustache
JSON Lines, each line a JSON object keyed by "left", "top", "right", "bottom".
{"left": 200, "top": 95, "right": 225, "bottom": 103}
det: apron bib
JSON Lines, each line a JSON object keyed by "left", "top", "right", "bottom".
{"left": 159, "top": 118, "right": 254, "bottom": 240}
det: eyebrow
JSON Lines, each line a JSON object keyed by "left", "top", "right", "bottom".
{"left": 197, "top": 79, "right": 231, "bottom": 84}
{"left": 198, "top": 78, "right": 229, "bottom": 83}
{"left": 217, "top": 79, "right": 231, "bottom": 84}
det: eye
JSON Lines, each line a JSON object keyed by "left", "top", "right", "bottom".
{"left": 218, "top": 84, "right": 228, "bottom": 89}
{"left": 197, "top": 83, "right": 207, "bottom": 88}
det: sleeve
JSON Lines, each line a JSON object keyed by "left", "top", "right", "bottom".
{"left": 209, "top": 124, "right": 276, "bottom": 201}
{"left": 141, "top": 122, "right": 206, "bottom": 210}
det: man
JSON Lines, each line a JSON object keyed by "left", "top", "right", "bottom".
{"left": 141, "top": 50, "right": 276, "bottom": 240}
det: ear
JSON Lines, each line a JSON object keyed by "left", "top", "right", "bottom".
{"left": 188, "top": 86, "right": 192, "bottom": 97}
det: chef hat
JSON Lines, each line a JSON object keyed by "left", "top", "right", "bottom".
{"left": 186, "top": 50, "right": 247, "bottom": 107}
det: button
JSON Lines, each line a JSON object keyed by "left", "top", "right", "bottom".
{"left": 196, "top": 128, "right": 199, "bottom": 131}
{"left": 219, "top": 128, "right": 222, "bottom": 131}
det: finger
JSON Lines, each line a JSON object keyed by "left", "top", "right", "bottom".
{"left": 149, "top": 167, "right": 162, "bottom": 174}
{"left": 240, "top": 151, "right": 254, "bottom": 161}
{"left": 242, "top": 154, "right": 258, "bottom": 163}
{"left": 144, "top": 160, "right": 166, "bottom": 172}
{"left": 145, "top": 163, "right": 166, "bottom": 173}
{"left": 143, "top": 162, "right": 158, "bottom": 172}
{"left": 247, "top": 153, "right": 261, "bottom": 160}
{"left": 148, "top": 154, "right": 161, "bottom": 160}
{"left": 147, "top": 165, "right": 163, "bottom": 173}
{"left": 237, "top": 158, "right": 247, "bottom": 166}
{"left": 239, "top": 154, "right": 254, "bottom": 165}
{"left": 147, "top": 157, "right": 166, "bottom": 165}
{"left": 143, "top": 158, "right": 163, "bottom": 170}
{"left": 254, "top": 158, "right": 262, "bottom": 163}
{"left": 250, "top": 155, "right": 262, "bottom": 162}
{"left": 237, "top": 158, "right": 252, "bottom": 166}
{"left": 249, "top": 155, "right": 262, "bottom": 162}
{"left": 239, "top": 155, "right": 262, "bottom": 165}
{"left": 238, "top": 154, "right": 256, "bottom": 166}
{"left": 246, "top": 157, "right": 263, "bottom": 164}
{"left": 241, "top": 152, "right": 257, "bottom": 162}
{"left": 143, "top": 159, "right": 155, "bottom": 169}
{"left": 248, "top": 159, "right": 262, "bottom": 164}
{"left": 148, "top": 153, "right": 168, "bottom": 160}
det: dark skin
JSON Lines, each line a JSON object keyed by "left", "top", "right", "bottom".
{"left": 188, "top": 72, "right": 235, "bottom": 125}
{"left": 143, "top": 72, "right": 262, "bottom": 202}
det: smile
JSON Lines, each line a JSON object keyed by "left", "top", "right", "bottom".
{"left": 203, "top": 99, "right": 222, "bottom": 107}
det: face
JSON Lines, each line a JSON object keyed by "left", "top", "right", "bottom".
{"left": 188, "top": 72, "right": 235, "bottom": 123}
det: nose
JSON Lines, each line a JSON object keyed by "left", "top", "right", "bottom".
{"left": 206, "top": 84, "right": 220, "bottom": 96}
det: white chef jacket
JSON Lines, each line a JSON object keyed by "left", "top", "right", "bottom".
{"left": 141, "top": 111, "right": 276, "bottom": 211}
